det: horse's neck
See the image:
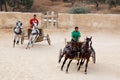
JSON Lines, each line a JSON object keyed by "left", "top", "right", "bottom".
{"left": 81, "top": 42, "right": 87, "bottom": 50}
{"left": 16, "top": 26, "right": 21, "bottom": 29}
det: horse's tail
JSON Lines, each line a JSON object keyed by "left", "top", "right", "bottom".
{"left": 58, "top": 49, "right": 64, "bottom": 63}
{"left": 91, "top": 46, "right": 96, "bottom": 64}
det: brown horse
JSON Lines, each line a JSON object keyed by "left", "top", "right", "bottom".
{"left": 58, "top": 41, "right": 83, "bottom": 73}
{"left": 78, "top": 37, "right": 95, "bottom": 74}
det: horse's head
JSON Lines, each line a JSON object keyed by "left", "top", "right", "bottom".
{"left": 33, "top": 22, "right": 38, "bottom": 29}
{"left": 85, "top": 36, "right": 92, "bottom": 50}
{"left": 14, "top": 21, "right": 22, "bottom": 34}
{"left": 16, "top": 21, "right": 22, "bottom": 28}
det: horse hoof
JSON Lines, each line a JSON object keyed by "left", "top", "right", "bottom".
{"left": 85, "top": 72, "right": 87, "bottom": 74}
{"left": 16, "top": 41, "right": 19, "bottom": 45}
{"left": 66, "top": 71, "right": 69, "bottom": 74}
{"left": 61, "top": 68, "right": 63, "bottom": 71}
{"left": 77, "top": 63, "right": 79, "bottom": 66}
{"left": 58, "top": 60, "right": 61, "bottom": 63}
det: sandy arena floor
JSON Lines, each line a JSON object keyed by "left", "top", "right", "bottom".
{"left": 0, "top": 28, "right": 120, "bottom": 80}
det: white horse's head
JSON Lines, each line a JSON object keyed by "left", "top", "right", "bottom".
{"left": 14, "top": 21, "right": 22, "bottom": 34}
{"left": 16, "top": 21, "right": 22, "bottom": 27}
{"left": 31, "top": 22, "right": 39, "bottom": 35}
{"left": 33, "top": 22, "right": 38, "bottom": 29}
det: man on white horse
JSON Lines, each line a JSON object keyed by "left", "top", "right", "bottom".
{"left": 29, "top": 14, "right": 39, "bottom": 29}
{"left": 26, "top": 21, "right": 40, "bottom": 49}
{"left": 31, "top": 22, "right": 39, "bottom": 35}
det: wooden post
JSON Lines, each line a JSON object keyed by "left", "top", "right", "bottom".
{"left": 51, "top": 11, "right": 54, "bottom": 28}
{"left": 41, "top": 11, "right": 58, "bottom": 28}
{"left": 46, "top": 11, "right": 49, "bottom": 28}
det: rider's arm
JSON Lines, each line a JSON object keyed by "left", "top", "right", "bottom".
{"left": 78, "top": 31, "right": 81, "bottom": 38}
{"left": 76, "top": 31, "right": 81, "bottom": 41}
{"left": 29, "top": 19, "right": 33, "bottom": 28}
{"left": 36, "top": 19, "right": 39, "bottom": 25}
{"left": 71, "top": 31, "right": 75, "bottom": 40}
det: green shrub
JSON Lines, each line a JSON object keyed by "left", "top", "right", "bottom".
{"left": 69, "top": 7, "right": 90, "bottom": 14}
{"left": 22, "top": 0, "right": 33, "bottom": 9}
{"left": 105, "top": 0, "right": 118, "bottom": 9}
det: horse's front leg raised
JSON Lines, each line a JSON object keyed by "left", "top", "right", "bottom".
{"left": 26, "top": 37, "right": 32, "bottom": 49}
{"left": 61, "top": 57, "right": 67, "bottom": 71}
{"left": 26, "top": 41, "right": 30, "bottom": 49}
{"left": 58, "top": 51, "right": 64, "bottom": 63}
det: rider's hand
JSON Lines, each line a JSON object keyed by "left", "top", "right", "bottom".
{"left": 72, "top": 38, "right": 75, "bottom": 42}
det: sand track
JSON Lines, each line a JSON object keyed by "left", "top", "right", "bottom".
{"left": 0, "top": 28, "right": 120, "bottom": 80}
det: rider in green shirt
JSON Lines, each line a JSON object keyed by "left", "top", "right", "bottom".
{"left": 71, "top": 27, "right": 81, "bottom": 42}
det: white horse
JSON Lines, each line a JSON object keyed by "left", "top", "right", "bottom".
{"left": 26, "top": 22, "right": 40, "bottom": 49}
{"left": 13, "top": 21, "right": 24, "bottom": 47}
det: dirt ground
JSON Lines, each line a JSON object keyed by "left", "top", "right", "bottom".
{"left": 0, "top": 27, "right": 120, "bottom": 80}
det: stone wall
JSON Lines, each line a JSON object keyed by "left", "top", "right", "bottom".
{"left": 58, "top": 13, "right": 120, "bottom": 29}
{"left": 0, "top": 12, "right": 120, "bottom": 29}
{"left": 0, "top": 12, "right": 42, "bottom": 29}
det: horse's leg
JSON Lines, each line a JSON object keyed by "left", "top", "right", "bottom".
{"left": 30, "top": 35, "right": 34, "bottom": 47}
{"left": 26, "top": 39, "right": 32, "bottom": 49}
{"left": 58, "top": 51, "right": 64, "bottom": 63}
{"left": 31, "top": 35, "right": 36, "bottom": 47}
{"left": 80, "top": 53, "right": 85, "bottom": 66}
{"left": 13, "top": 34, "right": 17, "bottom": 47}
{"left": 66, "top": 59, "right": 72, "bottom": 73}
{"left": 78, "top": 58, "right": 84, "bottom": 71}
{"left": 21, "top": 33, "right": 24, "bottom": 44}
{"left": 85, "top": 58, "right": 89, "bottom": 74}
{"left": 35, "top": 35, "right": 39, "bottom": 41}
{"left": 77, "top": 59, "right": 80, "bottom": 66}
{"left": 61, "top": 57, "right": 67, "bottom": 71}
{"left": 81, "top": 58, "right": 85, "bottom": 66}
{"left": 26, "top": 35, "right": 32, "bottom": 49}
{"left": 16, "top": 35, "right": 20, "bottom": 44}
{"left": 26, "top": 42, "right": 30, "bottom": 49}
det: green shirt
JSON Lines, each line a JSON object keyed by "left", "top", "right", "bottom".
{"left": 71, "top": 30, "right": 81, "bottom": 41}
